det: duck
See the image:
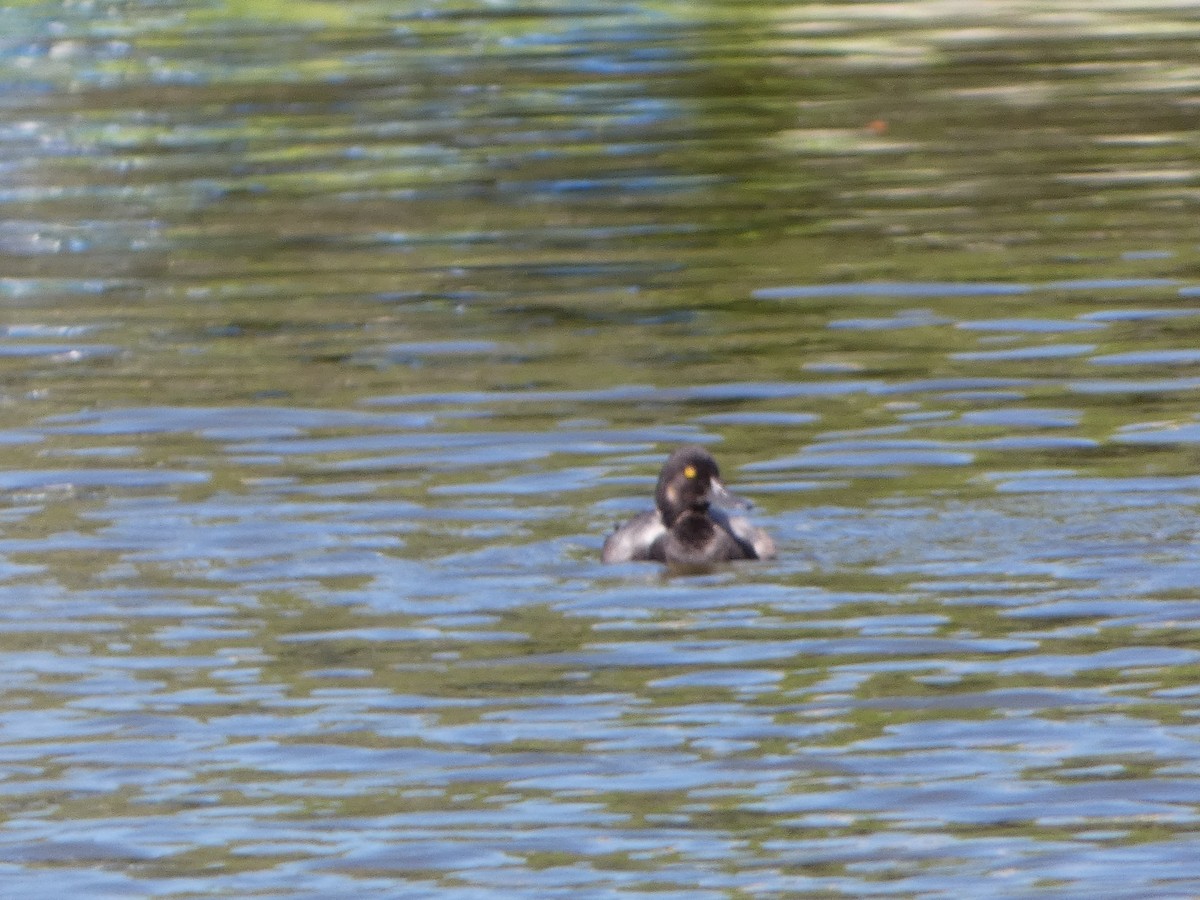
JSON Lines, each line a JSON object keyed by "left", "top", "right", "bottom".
{"left": 601, "top": 445, "right": 776, "bottom": 565}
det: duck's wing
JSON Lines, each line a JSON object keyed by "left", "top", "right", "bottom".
{"left": 711, "top": 508, "right": 776, "bottom": 560}
{"left": 601, "top": 509, "right": 665, "bottom": 562}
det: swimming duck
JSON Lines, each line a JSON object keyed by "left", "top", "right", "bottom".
{"left": 601, "top": 445, "right": 776, "bottom": 565}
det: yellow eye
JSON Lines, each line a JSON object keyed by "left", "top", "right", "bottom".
{"left": 683, "top": 465, "right": 696, "bottom": 479}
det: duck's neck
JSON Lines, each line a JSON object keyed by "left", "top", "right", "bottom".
{"left": 670, "top": 508, "right": 716, "bottom": 542}
{"left": 660, "top": 501, "right": 708, "bottom": 529}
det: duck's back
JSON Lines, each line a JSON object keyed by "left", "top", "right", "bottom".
{"left": 713, "top": 508, "right": 776, "bottom": 560}
{"left": 601, "top": 509, "right": 665, "bottom": 562}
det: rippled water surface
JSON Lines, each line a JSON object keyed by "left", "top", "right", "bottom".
{"left": 5, "top": 2, "right": 1200, "bottom": 896}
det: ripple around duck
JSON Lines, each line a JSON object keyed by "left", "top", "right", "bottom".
{"left": 366, "top": 380, "right": 882, "bottom": 407}
{"left": 828, "top": 310, "right": 951, "bottom": 330}
{"left": 44, "top": 406, "right": 440, "bottom": 436}
{"left": 1112, "top": 422, "right": 1200, "bottom": 445}
{"left": 1069, "top": 376, "right": 1200, "bottom": 394}
{"left": 956, "top": 318, "right": 1106, "bottom": 333}
{"left": 754, "top": 282, "right": 1030, "bottom": 299}
{"left": 747, "top": 447, "right": 976, "bottom": 470}
{"left": 990, "top": 473, "right": 1200, "bottom": 493}
{"left": 959, "top": 408, "right": 1082, "bottom": 428}
{"left": 970, "top": 435, "right": 1098, "bottom": 451}
{"left": 0, "top": 342, "right": 120, "bottom": 358}
{"left": 952, "top": 343, "right": 1096, "bottom": 362}
{"left": 0, "top": 468, "right": 209, "bottom": 491}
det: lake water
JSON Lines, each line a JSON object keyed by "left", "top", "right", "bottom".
{"left": 4, "top": 2, "right": 1200, "bottom": 896}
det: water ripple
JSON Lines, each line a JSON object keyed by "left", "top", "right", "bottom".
{"left": 4, "top": 2, "right": 1200, "bottom": 897}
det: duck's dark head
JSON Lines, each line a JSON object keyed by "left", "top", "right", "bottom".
{"left": 654, "top": 445, "right": 749, "bottom": 527}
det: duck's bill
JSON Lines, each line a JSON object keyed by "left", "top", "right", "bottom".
{"left": 709, "top": 478, "right": 752, "bottom": 510}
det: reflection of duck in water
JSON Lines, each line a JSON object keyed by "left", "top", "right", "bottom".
{"left": 601, "top": 446, "right": 776, "bottom": 565}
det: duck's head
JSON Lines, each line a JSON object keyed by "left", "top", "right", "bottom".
{"left": 654, "top": 445, "right": 749, "bottom": 527}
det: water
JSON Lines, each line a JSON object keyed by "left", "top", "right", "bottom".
{"left": 3, "top": 1, "right": 1200, "bottom": 896}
